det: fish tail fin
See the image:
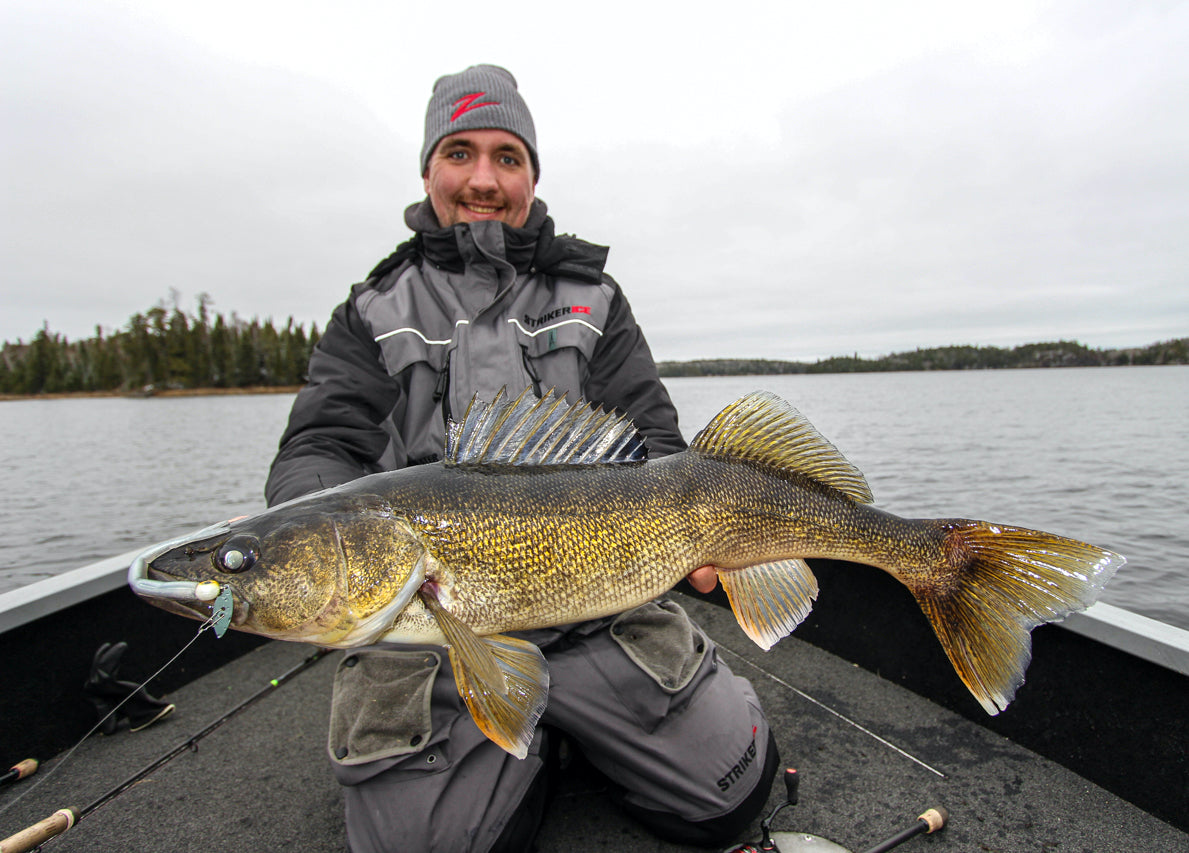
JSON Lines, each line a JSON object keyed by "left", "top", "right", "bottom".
{"left": 719, "top": 559, "right": 819, "bottom": 650}
{"left": 910, "top": 520, "right": 1124, "bottom": 715}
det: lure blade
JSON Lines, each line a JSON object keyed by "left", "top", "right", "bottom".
{"left": 212, "top": 586, "right": 233, "bottom": 638}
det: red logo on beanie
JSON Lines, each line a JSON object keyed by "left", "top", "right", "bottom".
{"left": 451, "top": 92, "right": 500, "bottom": 121}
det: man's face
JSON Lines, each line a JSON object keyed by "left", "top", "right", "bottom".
{"left": 423, "top": 129, "right": 536, "bottom": 229}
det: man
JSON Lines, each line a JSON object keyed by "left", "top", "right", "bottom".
{"left": 266, "top": 64, "right": 778, "bottom": 852}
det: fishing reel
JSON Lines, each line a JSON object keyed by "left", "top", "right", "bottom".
{"left": 722, "top": 769, "right": 947, "bottom": 853}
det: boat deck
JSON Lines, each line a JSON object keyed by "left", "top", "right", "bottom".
{"left": 2, "top": 593, "right": 1184, "bottom": 853}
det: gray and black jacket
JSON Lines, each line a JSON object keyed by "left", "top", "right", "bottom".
{"left": 265, "top": 199, "right": 685, "bottom": 506}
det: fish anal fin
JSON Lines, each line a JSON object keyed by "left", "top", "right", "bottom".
{"left": 691, "top": 392, "right": 873, "bottom": 503}
{"left": 421, "top": 592, "right": 548, "bottom": 759}
{"left": 720, "top": 559, "right": 819, "bottom": 650}
{"left": 911, "top": 520, "right": 1125, "bottom": 715}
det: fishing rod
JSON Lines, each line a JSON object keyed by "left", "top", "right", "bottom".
{"left": 722, "top": 769, "right": 948, "bottom": 853}
{"left": 0, "top": 594, "right": 231, "bottom": 850}
{"left": 0, "top": 763, "right": 37, "bottom": 789}
{"left": 0, "top": 646, "right": 328, "bottom": 852}
{"left": 76, "top": 647, "right": 329, "bottom": 822}
{"left": 0, "top": 810, "right": 76, "bottom": 853}
{"left": 0, "top": 762, "right": 68, "bottom": 853}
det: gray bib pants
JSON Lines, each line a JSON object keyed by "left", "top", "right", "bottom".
{"left": 330, "top": 600, "right": 775, "bottom": 852}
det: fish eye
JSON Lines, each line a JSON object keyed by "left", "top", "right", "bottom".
{"left": 216, "top": 536, "right": 260, "bottom": 573}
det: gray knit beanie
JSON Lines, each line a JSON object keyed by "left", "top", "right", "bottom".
{"left": 420, "top": 64, "right": 539, "bottom": 180}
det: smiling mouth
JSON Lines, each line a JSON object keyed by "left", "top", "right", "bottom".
{"left": 462, "top": 202, "right": 502, "bottom": 216}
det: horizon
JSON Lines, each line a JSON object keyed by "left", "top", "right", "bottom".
{"left": 3, "top": 303, "right": 1182, "bottom": 370}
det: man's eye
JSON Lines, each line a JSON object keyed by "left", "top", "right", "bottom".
{"left": 500, "top": 155, "right": 520, "bottom": 167}
{"left": 447, "top": 150, "right": 467, "bottom": 160}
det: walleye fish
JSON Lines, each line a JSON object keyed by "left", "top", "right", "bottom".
{"left": 129, "top": 389, "right": 1123, "bottom": 758}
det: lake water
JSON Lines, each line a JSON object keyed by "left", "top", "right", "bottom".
{"left": 1, "top": 367, "right": 1185, "bottom": 630}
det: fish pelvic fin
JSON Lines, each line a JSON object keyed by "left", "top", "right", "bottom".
{"left": 445, "top": 387, "right": 647, "bottom": 467}
{"left": 691, "top": 391, "right": 873, "bottom": 503}
{"left": 911, "top": 520, "right": 1124, "bottom": 715}
{"left": 421, "top": 592, "right": 548, "bottom": 759}
{"left": 720, "top": 559, "right": 819, "bottom": 650}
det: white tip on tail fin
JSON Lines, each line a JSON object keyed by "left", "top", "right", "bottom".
{"left": 692, "top": 392, "right": 873, "bottom": 503}
{"left": 719, "top": 559, "right": 819, "bottom": 650}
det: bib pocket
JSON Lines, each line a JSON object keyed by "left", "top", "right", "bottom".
{"left": 328, "top": 648, "right": 441, "bottom": 767}
{"left": 601, "top": 599, "right": 712, "bottom": 733}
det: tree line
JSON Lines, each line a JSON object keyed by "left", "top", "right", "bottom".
{"left": 3, "top": 295, "right": 1184, "bottom": 396}
{"left": 659, "top": 338, "right": 1188, "bottom": 377}
{"left": 0, "top": 294, "right": 321, "bottom": 396}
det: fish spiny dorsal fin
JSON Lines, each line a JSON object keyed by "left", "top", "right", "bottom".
{"left": 444, "top": 387, "right": 647, "bottom": 467}
{"left": 690, "top": 391, "right": 874, "bottom": 503}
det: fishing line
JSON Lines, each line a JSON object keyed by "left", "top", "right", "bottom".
{"left": 66, "top": 647, "right": 329, "bottom": 829}
{"left": 0, "top": 610, "right": 220, "bottom": 819}
{"left": 715, "top": 642, "right": 948, "bottom": 779}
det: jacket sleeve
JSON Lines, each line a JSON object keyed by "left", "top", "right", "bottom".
{"left": 583, "top": 278, "right": 687, "bottom": 458}
{"left": 264, "top": 291, "right": 402, "bottom": 506}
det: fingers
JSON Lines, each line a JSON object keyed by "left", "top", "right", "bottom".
{"left": 686, "top": 565, "right": 718, "bottom": 594}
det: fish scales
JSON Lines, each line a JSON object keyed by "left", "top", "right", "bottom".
{"left": 385, "top": 461, "right": 706, "bottom": 636}
{"left": 265, "top": 451, "right": 982, "bottom": 640}
{"left": 131, "top": 388, "right": 1123, "bottom": 757}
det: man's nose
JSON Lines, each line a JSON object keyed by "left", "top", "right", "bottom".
{"left": 467, "top": 155, "right": 499, "bottom": 191}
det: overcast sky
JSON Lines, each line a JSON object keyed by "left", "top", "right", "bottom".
{"left": 2, "top": 0, "right": 1186, "bottom": 361}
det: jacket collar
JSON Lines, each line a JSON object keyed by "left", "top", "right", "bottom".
{"left": 367, "top": 198, "right": 608, "bottom": 285}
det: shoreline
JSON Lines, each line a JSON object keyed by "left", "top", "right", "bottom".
{"left": 0, "top": 385, "right": 303, "bottom": 402}
{"left": 4, "top": 361, "right": 1185, "bottom": 403}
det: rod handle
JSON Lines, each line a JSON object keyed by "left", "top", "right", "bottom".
{"left": 783, "top": 768, "right": 800, "bottom": 805}
{"left": 0, "top": 807, "right": 78, "bottom": 853}
{"left": 0, "top": 760, "right": 38, "bottom": 787}
{"left": 858, "top": 806, "right": 948, "bottom": 853}
{"left": 11, "top": 759, "right": 38, "bottom": 781}
{"left": 918, "top": 806, "right": 948, "bottom": 833}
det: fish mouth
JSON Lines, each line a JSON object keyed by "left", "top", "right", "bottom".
{"left": 128, "top": 521, "right": 250, "bottom": 625}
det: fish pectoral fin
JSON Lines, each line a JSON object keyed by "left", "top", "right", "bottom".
{"left": 720, "top": 559, "right": 819, "bottom": 650}
{"left": 449, "top": 634, "right": 550, "bottom": 760}
{"left": 421, "top": 594, "right": 548, "bottom": 760}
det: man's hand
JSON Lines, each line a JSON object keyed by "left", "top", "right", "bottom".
{"left": 686, "top": 565, "right": 718, "bottom": 594}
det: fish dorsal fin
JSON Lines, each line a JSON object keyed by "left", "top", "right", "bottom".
{"left": 690, "top": 391, "right": 874, "bottom": 503}
{"left": 444, "top": 387, "right": 647, "bottom": 467}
